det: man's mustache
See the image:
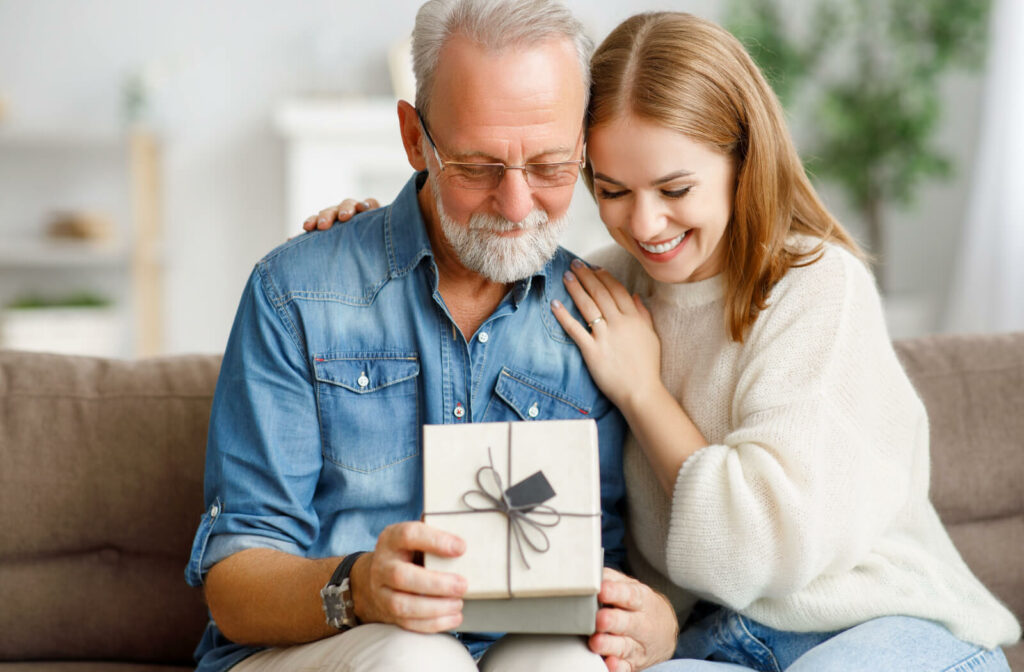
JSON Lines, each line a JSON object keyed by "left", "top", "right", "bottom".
{"left": 468, "top": 209, "right": 548, "bottom": 232}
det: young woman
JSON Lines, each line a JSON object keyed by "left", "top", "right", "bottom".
{"left": 546, "top": 12, "right": 1019, "bottom": 671}
{"left": 307, "top": 12, "right": 1019, "bottom": 671}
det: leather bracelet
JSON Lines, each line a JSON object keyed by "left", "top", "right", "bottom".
{"left": 328, "top": 551, "right": 367, "bottom": 589}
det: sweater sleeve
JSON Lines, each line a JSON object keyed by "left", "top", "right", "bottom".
{"left": 664, "top": 247, "right": 930, "bottom": 609}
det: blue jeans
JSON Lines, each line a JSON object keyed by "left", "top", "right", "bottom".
{"left": 647, "top": 605, "right": 1010, "bottom": 672}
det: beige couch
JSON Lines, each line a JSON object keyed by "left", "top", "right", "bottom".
{"left": 1, "top": 333, "right": 1021, "bottom": 670}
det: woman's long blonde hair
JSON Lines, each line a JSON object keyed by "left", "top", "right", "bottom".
{"left": 586, "top": 12, "right": 864, "bottom": 342}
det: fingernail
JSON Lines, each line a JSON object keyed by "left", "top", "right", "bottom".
{"left": 450, "top": 538, "right": 466, "bottom": 554}
{"left": 571, "top": 258, "right": 584, "bottom": 269}
{"left": 341, "top": 209, "right": 352, "bottom": 217}
{"left": 551, "top": 299, "right": 563, "bottom": 309}
{"left": 318, "top": 217, "right": 327, "bottom": 225}
{"left": 591, "top": 264, "right": 602, "bottom": 270}
{"left": 360, "top": 200, "right": 371, "bottom": 208}
{"left": 563, "top": 270, "right": 576, "bottom": 282}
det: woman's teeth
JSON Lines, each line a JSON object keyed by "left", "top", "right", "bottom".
{"left": 637, "top": 231, "right": 688, "bottom": 254}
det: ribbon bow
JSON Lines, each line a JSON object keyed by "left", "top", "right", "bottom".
{"left": 460, "top": 447, "right": 562, "bottom": 570}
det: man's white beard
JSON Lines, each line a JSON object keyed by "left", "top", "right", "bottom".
{"left": 431, "top": 178, "right": 568, "bottom": 284}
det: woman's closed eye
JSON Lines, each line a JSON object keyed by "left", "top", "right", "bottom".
{"left": 661, "top": 185, "right": 692, "bottom": 198}
{"left": 597, "top": 187, "right": 629, "bottom": 200}
{"left": 597, "top": 185, "right": 693, "bottom": 200}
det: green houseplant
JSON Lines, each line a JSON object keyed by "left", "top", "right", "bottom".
{"left": 726, "top": 0, "right": 990, "bottom": 289}
{"left": 1, "top": 292, "right": 121, "bottom": 357}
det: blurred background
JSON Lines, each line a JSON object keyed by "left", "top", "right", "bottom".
{"left": 0, "top": 0, "right": 1020, "bottom": 359}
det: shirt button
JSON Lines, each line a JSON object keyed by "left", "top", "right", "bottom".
{"left": 210, "top": 505, "right": 220, "bottom": 517}
{"left": 357, "top": 373, "right": 369, "bottom": 388}
{"left": 528, "top": 403, "right": 539, "bottom": 418}
{"left": 454, "top": 403, "right": 466, "bottom": 419}
{"left": 478, "top": 331, "right": 489, "bottom": 343}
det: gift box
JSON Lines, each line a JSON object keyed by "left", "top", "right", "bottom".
{"left": 422, "top": 419, "right": 602, "bottom": 634}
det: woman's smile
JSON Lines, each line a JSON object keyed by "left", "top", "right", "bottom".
{"left": 636, "top": 230, "right": 691, "bottom": 260}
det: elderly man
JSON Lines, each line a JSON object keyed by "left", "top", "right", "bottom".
{"left": 186, "top": 1, "right": 675, "bottom": 671}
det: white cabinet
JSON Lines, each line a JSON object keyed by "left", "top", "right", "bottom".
{"left": 274, "top": 97, "right": 412, "bottom": 239}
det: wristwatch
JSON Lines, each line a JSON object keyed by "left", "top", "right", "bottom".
{"left": 321, "top": 551, "right": 367, "bottom": 630}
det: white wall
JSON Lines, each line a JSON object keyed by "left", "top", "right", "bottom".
{"left": 0, "top": 0, "right": 983, "bottom": 354}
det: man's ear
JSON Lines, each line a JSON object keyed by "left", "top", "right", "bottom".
{"left": 398, "top": 100, "right": 428, "bottom": 171}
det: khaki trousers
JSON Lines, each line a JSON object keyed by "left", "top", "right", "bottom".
{"left": 233, "top": 623, "right": 607, "bottom": 672}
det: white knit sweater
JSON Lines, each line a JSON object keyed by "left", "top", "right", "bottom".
{"left": 588, "top": 240, "right": 1021, "bottom": 650}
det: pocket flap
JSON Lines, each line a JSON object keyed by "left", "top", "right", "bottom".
{"left": 314, "top": 355, "right": 420, "bottom": 394}
{"left": 494, "top": 367, "right": 592, "bottom": 420}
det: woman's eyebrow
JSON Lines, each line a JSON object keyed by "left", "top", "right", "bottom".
{"left": 651, "top": 170, "right": 695, "bottom": 186}
{"left": 593, "top": 170, "right": 695, "bottom": 187}
{"left": 593, "top": 172, "right": 625, "bottom": 186}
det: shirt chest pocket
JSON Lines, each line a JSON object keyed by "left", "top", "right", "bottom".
{"left": 483, "top": 367, "right": 593, "bottom": 422}
{"left": 314, "top": 354, "right": 420, "bottom": 472}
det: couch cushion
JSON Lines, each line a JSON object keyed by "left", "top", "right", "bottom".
{"left": 0, "top": 351, "right": 221, "bottom": 664}
{"left": 946, "top": 516, "right": 1024, "bottom": 636}
{"left": 894, "top": 332, "right": 1024, "bottom": 526}
{"left": 895, "top": 332, "right": 1024, "bottom": 639}
{"left": 1007, "top": 642, "right": 1024, "bottom": 671}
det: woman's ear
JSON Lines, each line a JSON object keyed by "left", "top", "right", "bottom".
{"left": 397, "top": 100, "right": 428, "bottom": 171}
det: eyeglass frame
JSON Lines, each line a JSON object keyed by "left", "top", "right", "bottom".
{"left": 416, "top": 109, "right": 586, "bottom": 190}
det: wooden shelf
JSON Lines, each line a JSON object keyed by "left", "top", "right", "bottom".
{"left": 0, "top": 238, "right": 130, "bottom": 269}
{"left": 0, "top": 128, "right": 127, "bottom": 150}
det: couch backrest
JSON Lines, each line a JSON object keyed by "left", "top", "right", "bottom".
{"left": 0, "top": 351, "right": 221, "bottom": 664}
{"left": 894, "top": 332, "right": 1024, "bottom": 624}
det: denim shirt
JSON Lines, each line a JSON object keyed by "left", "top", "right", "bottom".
{"left": 184, "top": 173, "right": 626, "bottom": 672}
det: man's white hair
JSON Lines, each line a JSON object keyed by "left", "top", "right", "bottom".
{"left": 412, "top": 0, "right": 593, "bottom": 118}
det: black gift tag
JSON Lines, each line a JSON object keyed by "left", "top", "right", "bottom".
{"left": 505, "top": 471, "right": 556, "bottom": 510}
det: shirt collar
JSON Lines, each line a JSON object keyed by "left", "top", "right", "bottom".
{"left": 512, "top": 264, "right": 547, "bottom": 306}
{"left": 385, "top": 172, "right": 434, "bottom": 277}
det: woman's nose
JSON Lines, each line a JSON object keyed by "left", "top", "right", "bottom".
{"left": 628, "top": 194, "right": 666, "bottom": 241}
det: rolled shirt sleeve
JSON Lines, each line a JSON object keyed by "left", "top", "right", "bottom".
{"left": 186, "top": 264, "right": 322, "bottom": 586}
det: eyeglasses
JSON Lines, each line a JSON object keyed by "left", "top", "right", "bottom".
{"left": 417, "top": 109, "right": 585, "bottom": 190}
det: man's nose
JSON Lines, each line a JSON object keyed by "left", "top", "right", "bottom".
{"left": 493, "top": 168, "right": 535, "bottom": 225}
